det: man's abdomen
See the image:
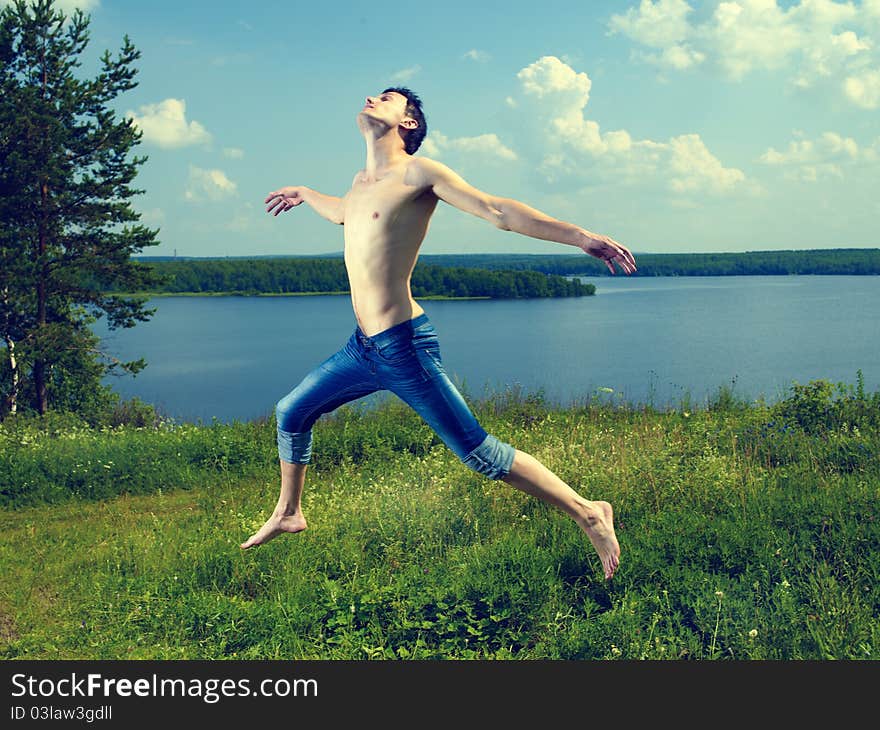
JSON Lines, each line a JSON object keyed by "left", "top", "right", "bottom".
{"left": 348, "top": 275, "right": 424, "bottom": 337}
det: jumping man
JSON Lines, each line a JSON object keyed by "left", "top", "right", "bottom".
{"left": 241, "top": 87, "right": 636, "bottom": 579}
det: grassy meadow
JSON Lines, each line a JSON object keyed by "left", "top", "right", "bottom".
{"left": 1, "top": 378, "right": 878, "bottom": 660}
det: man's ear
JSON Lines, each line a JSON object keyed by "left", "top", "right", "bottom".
{"left": 400, "top": 118, "right": 418, "bottom": 130}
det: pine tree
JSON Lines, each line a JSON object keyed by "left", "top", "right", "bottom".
{"left": 0, "top": 0, "right": 160, "bottom": 417}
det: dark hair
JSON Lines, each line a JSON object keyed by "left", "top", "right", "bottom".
{"left": 382, "top": 86, "right": 427, "bottom": 154}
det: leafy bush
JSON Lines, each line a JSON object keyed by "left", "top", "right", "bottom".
{"left": 771, "top": 371, "right": 879, "bottom": 434}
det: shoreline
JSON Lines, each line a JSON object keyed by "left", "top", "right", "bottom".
{"left": 116, "top": 292, "right": 510, "bottom": 301}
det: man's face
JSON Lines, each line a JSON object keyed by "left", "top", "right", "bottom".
{"left": 358, "top": 91, "right": 412, "bottom": 131}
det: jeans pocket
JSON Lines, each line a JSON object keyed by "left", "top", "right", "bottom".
{"left": 415, "top": 342, "right": 444, "bottom": 379}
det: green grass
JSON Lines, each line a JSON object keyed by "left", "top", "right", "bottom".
{"left": 1, "top": 380, "right": 878, "bottom": 660}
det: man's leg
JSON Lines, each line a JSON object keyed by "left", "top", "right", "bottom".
{"left": 382, "top": 323, "right": 620, "bottom": 579}
{"left": 240, "top": 460, "right": 308, "bottom": 549}
{"left": 398, "top": 375, "right": 620, "bottom": 578}
{"left": 241, "top": 334, "right": 379, "bottom": 549}
{"left": 500, "top": 449, "right": 619, "bottom": 580}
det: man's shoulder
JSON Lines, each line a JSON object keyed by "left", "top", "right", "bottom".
{"left": 405, "top": 156, "right": 453, "bottom": 186}
{"left": 409, "top": 155, "right": 446, "bottom": 173}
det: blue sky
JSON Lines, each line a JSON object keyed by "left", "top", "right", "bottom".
{"left": 17, "top": 0, "right": 880, "bottom": 256}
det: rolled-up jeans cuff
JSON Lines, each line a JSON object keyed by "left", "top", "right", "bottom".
{"left": 462, "top": 433, "right": 516, "bottom": 480}
{"left": 277, "top": 428, "right": 313, "bottom": 464}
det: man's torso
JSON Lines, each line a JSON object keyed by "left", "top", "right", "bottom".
{"left": 343, "top": 158, "right": 438, "bottom": 336}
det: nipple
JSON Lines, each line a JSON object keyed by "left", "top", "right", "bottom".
{"left": 372, "top": 211, "right": 379, "bottom": 219}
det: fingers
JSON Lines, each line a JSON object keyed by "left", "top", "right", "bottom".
{"left": 266, "top": 195, "right": 300, "bottom": 216}
{"left": 604, "top": 248, "right": 637, "bottom": 275}
{"left": 266, "top": 197, "right": 286, "bottom": 215}
{"left": 606, "top": 238, "right": 637, "bottom": 275}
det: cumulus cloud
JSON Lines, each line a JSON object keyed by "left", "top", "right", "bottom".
{"left": 667, "top": 134, "right": 747, "bottom": 192}
{"left": 760, "top": 130, "right": 875, "bottom": 180}
{"left": 844, "top": 67, "right": 880, "bottom": 107}
{"left": 126, "top": 99, "right": 211, "bottom": 149}
{"left": 517, "top": 55, "right": 592, "bottom": 106}
{"left": 509, "top": 56, "right": 746, "bottom": 196}
{"left": 608, "top": 0, "right": 695, "bottom": 48}
{"left": 609, "top": 0, "right": 878, "bottom": 104}
{"left": 609, "top": 0, "right": 706, "bottom": 69}
{"left": 422, "top": 131, "right": 518, "bottom": 161}
{"left": 185, "top": 166, "right": 237, "bottom": 202}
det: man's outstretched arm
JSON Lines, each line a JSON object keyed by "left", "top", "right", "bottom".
{"left": 415, "top": 157, "right": 636, "bottom": 275}
{"left": 264, "top": 185, "right": 347, "bottom": 225}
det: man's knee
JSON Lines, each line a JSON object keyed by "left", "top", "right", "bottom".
{"left": 461, "top": 434, "right": 516, "bottom": 480}
{"left": 276, "top": 396, "right": 313, "bottom": 463}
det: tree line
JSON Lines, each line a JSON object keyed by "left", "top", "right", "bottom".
{"left": 116, "top": 258, "right": 595, "bottom": 299}
{"left": 414, "top": 249, "right": 880, "bottom": 276}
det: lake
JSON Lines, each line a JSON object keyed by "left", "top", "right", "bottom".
{"left": 94, "top": 275, "right": 880, "bottom": 423}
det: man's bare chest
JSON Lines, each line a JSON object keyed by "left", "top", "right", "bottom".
{"left": 345, "top": 175, "right": 425, "bottom": 227}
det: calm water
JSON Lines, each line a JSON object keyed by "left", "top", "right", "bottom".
{"left": 94, "top": 276, "right": 880, "bottom": 423}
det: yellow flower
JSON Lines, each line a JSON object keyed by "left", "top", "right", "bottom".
{"left": 749, "top": 629, "right": 758, "bottom": 638}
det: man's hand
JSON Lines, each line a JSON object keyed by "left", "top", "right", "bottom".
{"left": 578, "top": 231, "right": 637, "bottom": 275}
{"left": 265, "top": 186, "right": 305, "bottom": 216}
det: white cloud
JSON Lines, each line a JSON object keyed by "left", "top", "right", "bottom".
{"left": 510, "top": 56, "right": 747, "bottom": 196}
{"left": 185, "top": 166, "right": 237, "bottom": 202}
{"left": 761, "top": 130, "right": 860, "bottom": 164}
{"left": 667, "top": 134, "right": 747, "bottom": 192}
{"left": 223, "top": 147, "right": 245, "bottom": 159}
{"left": 608, "top": 0, "right": 695, "bottom": 48}
{"left": 462, "top": 49, "right": 491, "bottom": 62}
{"left": 844, "top": 67, "right": 880, "bottom": 106}
{"left": 390, "top": 65, "right": 421, "bottom": 83}
{"left": 423, "top": 131, "right": 518, "bottom": 161}
{"left": 610, "top": 0, "right": 707, "bottom": 71}
{"left": 517, "top": 55, "right": 592, "bottom": 106}
{"left": 653, "top": 44, "right": 707, "bottom": 70}
{"left": 760, "top": 130, "right": 874, "bottom": 180}
{"left": 126, "top": 99, "right": 211, "bottom": 149}
{"left": 610, "top": 0, "right": 878, "bottom": 105}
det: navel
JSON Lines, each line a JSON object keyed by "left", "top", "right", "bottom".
{"left": 372, "top": 211, "right": 380, "bottom": 219}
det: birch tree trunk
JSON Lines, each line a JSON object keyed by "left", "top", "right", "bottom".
{"left": 3, "top": 334, "right": 18, "bottom": 415}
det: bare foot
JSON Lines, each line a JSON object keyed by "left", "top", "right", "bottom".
{"left": 240, "top": 512, "right": 307, "bottom": 549}
{"left": 576, "top": 500, "right": 620, "bottom": 579}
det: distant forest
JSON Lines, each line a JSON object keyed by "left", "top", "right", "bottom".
{"left": 120, "top": 258, "right": 595, "bottom": 298}
{"left": 135, "top": 248, "right": 880, "bottom": 285}
{"left": 413, "top": 248, "right": 880, "bottom": 276}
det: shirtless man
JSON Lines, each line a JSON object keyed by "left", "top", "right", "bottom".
{"left": 241, "top": 87, "right": 635, "bottom": 580}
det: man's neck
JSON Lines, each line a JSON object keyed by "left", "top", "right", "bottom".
{"left": 362, "top": 130, "right": 409, "bottom": 179}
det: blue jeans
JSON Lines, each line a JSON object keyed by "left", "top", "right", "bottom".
{"left": 276, "top": 313, "right": 516, "bottom": 479}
